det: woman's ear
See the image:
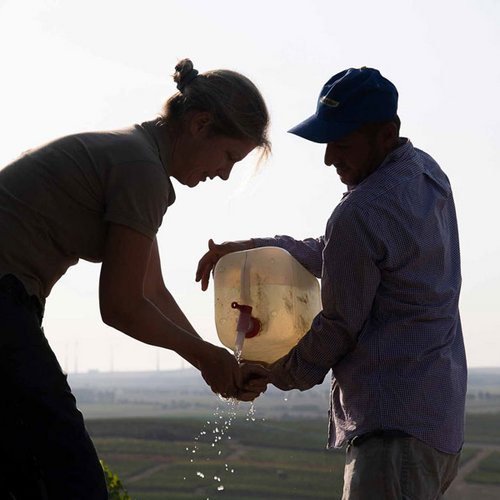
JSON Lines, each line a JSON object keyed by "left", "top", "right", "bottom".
{"left": 189, "top": 111, "right": 212, "bottom": 137}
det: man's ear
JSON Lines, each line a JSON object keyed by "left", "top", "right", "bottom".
{"left": 189, "top": 111, "right": 212, "bottom": 137}
{"left": 381, "top": 121, "right": 398, "bottom": 151}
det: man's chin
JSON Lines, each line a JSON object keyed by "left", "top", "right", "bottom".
{"left": 337, "top": 174, "right": 350, "bottom": 185}
{"left": 185, "top": 177, "right": 200, "bottom": 188}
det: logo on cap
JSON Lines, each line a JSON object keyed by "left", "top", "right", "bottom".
{"left": 320, "top": 96, "right": 340, "bottom": 108}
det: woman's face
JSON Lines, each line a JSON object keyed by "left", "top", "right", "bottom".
{"left": 171, "top": 113, "right": 257, "bottom": 188}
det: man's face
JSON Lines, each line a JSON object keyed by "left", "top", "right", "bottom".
{"left": 324, "top": 127, "right": 388, "bottom": 186}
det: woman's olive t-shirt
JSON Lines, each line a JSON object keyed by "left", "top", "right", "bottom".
{"left": 0, "top": 120, "right": 175, "bottom": 301}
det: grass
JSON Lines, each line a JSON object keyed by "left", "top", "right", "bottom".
{"left": 88, "top": 411, "right": 500, "bottom": 498}
{"left": 465, "top": 452, "right": 500, "bottom": 486}
{"left": 125, "top": 462, "right": 342, "bottom": 499}
{"left": 90, "top": 415, "right": 343, "bottom": 499}
{"left": 464, "top": 413, "right": 500, "bottom": 444}
{"left": 459, "top": 447, "right": 481, "bottom": 466}
{"left": 104, "top": 458, "right": 160, "bottom": 481}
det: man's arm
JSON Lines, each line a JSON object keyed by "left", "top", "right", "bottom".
{"left": 196, "top": 235, "right": 324, "bottom": 291}
{"left": 196, "top": 238, "right": 256, "bottom": 291}
{"left": 252, "top": 235, "right": 325, "bottom": 277}
{"left": 270, "top": 206, "right": 382, "bottom": 391}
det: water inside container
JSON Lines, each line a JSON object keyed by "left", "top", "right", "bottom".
{"left": 214, "top": 247, "right": 321, "bottom": 363}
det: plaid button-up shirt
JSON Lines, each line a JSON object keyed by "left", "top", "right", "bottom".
{"left": 253, "top": 139, "right": 467, "bottom": 454}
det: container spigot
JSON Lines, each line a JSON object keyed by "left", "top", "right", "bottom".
{"left": 231, "top": 302, "right": 261, "bottom": 338}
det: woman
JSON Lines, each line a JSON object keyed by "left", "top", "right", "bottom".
{"left": 0, "top": 59, "right": 270, "bottom": 499}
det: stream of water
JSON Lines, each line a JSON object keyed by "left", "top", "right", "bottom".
{"left": 183, "top": 396, "right": 260, "bottom": 499}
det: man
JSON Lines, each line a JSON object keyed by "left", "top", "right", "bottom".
{"left": 197, "top": 67, "right": 467, "bottom": 499}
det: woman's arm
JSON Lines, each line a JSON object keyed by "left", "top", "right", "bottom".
{"left": 144, "top": 237, "right": 199, "bottom": 338}
{"left": 99, "top": 223, "right": 244, "bottom": 398}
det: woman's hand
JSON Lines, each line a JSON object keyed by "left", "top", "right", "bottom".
{"left": 198, "top": 344, "right": 270, "bottom": 402}
{"left": 196, "top": 238, "right": 255, "bottom": 291}
{"left": 197, "top": 343, "right": 242, "bottom": 398}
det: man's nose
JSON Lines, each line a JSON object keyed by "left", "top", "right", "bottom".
{"left": 218, "top": 166, "right": 232, "bottom": 180}
{"left": 324, "top": 143, "right": 336, "bottom": 166}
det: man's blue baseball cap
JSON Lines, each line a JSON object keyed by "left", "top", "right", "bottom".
{"left": 288, "top": 67, "right": 398, "bottom": 143}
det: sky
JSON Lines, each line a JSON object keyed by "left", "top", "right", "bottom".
{"left": 0, "top": 0, "right": 499, "bottom": 373}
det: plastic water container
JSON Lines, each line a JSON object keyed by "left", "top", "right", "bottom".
{"left": 214, "top": 246, "right": 321, "bottom": 363}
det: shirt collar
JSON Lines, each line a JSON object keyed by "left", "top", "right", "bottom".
{"left": 340, "top": 138, "right": 417, "bottom": 201}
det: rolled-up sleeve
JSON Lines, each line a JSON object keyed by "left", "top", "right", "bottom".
{"left": 270, "top": 204, "right": 383, "bottom": 391}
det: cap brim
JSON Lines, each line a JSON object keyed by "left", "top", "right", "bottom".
{"left": 288, "top": 114, "right": 362, "bottom": 143}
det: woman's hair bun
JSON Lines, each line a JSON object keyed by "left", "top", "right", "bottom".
{"left": 173, "top": 58, "right": 199, "bottom": 92}
{"left": 162, "top": 60, "right": 270, "bottom": 158}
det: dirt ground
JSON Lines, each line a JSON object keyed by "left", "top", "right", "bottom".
{"left": 444, "top": 444, "right": 500, "bottom": 500}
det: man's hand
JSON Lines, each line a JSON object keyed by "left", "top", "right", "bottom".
{"left": 196, "top": 238, "right": 255, "bottom": 291}
{"left": 235, "top": 362, "right": 270, "bottom": 401}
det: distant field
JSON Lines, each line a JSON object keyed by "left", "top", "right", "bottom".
{"left": 464, "top": 412, "right": 500, "bottom": 444}
{"left": 466, "top": 452, "right": 500, "bottom": 485}
{"left": 69, "top": 368, "right": 500, "bottom": 497}
{"left": 87, "top": 411, "right": 500, "bottom": 500}
{"left": 88, "top": 414, "right": 344, "bottom": 500}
